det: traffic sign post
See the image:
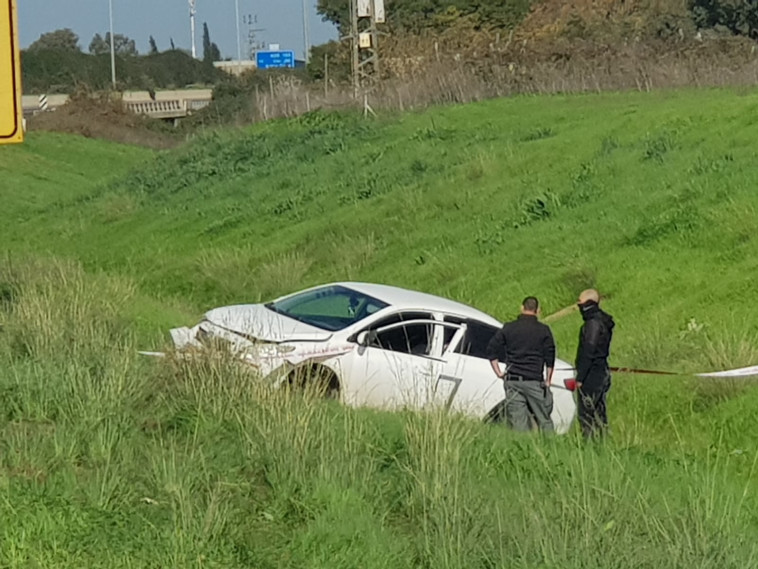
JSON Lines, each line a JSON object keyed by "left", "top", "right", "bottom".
{"left": 255, "top": 50, "right": 296, "bottom": 70}
{"left": 1, "top": 0, "right": 22, "bottom": 144}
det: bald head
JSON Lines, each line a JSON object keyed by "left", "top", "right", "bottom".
{"left": 578, "top": 289, "right": 600, "bottom": 305}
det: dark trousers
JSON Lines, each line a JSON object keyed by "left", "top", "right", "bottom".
{"left": 577, "top": 372, "right": 611, "bottom": 439}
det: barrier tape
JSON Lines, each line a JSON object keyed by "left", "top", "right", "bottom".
{"left": 557, "top": 365, "right": 758, "bottom": 378}
{"left": 610, "top": 365, "right": 758, "bottom": 378}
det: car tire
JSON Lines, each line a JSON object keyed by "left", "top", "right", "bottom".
{"left": 483, "top": 400, "right": 507, "bottom": 424}
{"left": 288, "top": 363, "right": 340, "bottom": 400}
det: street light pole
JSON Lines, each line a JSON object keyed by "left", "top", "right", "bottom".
{"left": 109, "top": 0, "right": 116, "bottom": 88}
{"left": 302, "top": 0, "right": 310, "bottom": 64}
{"left": 235, "top": 0, "right": 242, "bottom": 73}
{"left": 189, "top": 0, "right": 197, "bottom": 58}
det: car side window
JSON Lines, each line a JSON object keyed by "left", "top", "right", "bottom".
{"left": 367, "top": 312, "right": 434, "bottom": 356}
{"left": 443, "top": 317, "right": 499, "bottom": 360}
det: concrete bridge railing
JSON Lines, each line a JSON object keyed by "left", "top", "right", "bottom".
{"left": 22, "top": 89, "right": 213, "bottom": 121}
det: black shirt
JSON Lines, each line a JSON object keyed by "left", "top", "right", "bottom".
{"left": 575, "top": 302, "right": 615, "bottom": 386}
{"left": 486, "top": 314, "right": 556, "bottom": 380}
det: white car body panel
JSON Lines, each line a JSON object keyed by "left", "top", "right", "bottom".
{"left": 159, "top": 282, "right": 578, "bottom": 434}
{"left": 205, "top": 304, "right": 333, "bottom": 343}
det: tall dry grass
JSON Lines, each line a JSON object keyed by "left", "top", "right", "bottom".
{"left": 248, "top": 36, "right": 758, "bottom": 123}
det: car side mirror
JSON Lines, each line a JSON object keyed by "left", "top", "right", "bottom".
{"left": 356, "top": 330, "right": 376, "bottom": 347}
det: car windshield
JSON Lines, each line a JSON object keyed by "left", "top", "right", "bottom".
{"left": 265, "top": 285, "right": 389, "bottom": 331}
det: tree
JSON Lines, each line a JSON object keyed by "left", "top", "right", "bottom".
{"left": 308, "top": 40, "right": 351, "bottom": 82}
{"left": 690, "top": 0, "right": 758, "bottom": 38}
{"left": 89, "top": 33, "right": 138, "bottom": 56}
{"left": 149, "top": 36, "right": 159, "bottom": 55}
{"left": 89, "top": 33, "right": 108, "bottom": 55}
{"left": 210, "top": 42, "right": 221, "bottom": 61}
{"left": 28, "top": 28, "right": 80, "bottom": 52}
{"left": 316, "top": 0, "right": 533, "bottom": 34}
{"left": 203, "top": 22, "right": 212, "bottom": 61}
{"left": 316, "top": 0, "right": 351, "bottom": 34}
{"left": 202, "top": 22, "right": 222, "bottom": 62}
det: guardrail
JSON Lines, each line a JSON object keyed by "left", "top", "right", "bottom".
{"left": 124, "top": 98, "right": 211, "bottom": 119}
{"left": 21, "top": 90, "right": 213, "bottom": 121}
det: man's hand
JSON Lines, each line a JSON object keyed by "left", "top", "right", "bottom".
{"left": 490, "top": 359, "right": 505, "bottom": 379}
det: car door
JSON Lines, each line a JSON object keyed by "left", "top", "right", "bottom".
{"left": 343, "top": 312, "right": 465, "bottom": 411}
{"left": 435, "top": 318, "right": 507, "bottom": 418}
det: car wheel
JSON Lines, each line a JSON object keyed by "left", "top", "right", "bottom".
{"left": 483, "top": 400, "right": 507, "bottom": 424}
{"left": 288, "top": 363, "right": 340, "bottom": 400}
{"left": 484, "top": 400, "right": 540, "bottom": 431}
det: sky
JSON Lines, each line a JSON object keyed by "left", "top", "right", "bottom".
{"left": 18, "top": 0, "right": 338, "bottom": 61}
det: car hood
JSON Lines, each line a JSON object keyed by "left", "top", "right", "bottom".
{"left": 203, "top": 304, "right": 333, "bottom": 343}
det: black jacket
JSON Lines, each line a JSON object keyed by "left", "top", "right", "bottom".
{"left": 575, "top": 302, "right": 615, "bottom": 388}
{"left": 486, "top": 314, "right": 556, "bottom": 380}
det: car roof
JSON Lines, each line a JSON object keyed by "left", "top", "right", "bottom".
{"left": 333, "top": 282, "right": 503, "bottom": 327}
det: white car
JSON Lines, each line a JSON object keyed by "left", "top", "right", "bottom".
{"left": 158, "top": 282, "right": 578, "bottom": 433}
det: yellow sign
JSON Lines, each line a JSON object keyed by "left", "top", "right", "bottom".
{"left": 0, "top": 0, "right": 22, "bottom": 144}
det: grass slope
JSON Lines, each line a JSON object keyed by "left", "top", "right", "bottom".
{"left": 3, "top": 89, "right": 758, "bottom": 567}
{"left": 5, "top": 89, "right": 758, "bottom": 368}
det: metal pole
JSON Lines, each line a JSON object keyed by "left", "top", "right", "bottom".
{"left": 189, "top": 0, "right": 197, "bottom": 58}
{"left": 302, "top": 0, "right": 311, "bottom": 64}
{"left": 109, "top": 0, "right": 116, "bottom": 88}
{"left": 351, "top": 0, "right": 359, "bottom": 98}
{"left": 235, "top": 0, "right": 242, "bottom": 73}
{"left": 371, "top": 0, "right": 379, "bottom": 78}
{"left": 324, "top": 51, "right": 328, "bottom": 97}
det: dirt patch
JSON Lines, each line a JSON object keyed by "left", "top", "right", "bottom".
{"left": 27, "top": 93, "right": 182, "bottom": 150}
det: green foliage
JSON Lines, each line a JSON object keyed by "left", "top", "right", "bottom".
{"left": 180, "top": 68, "right": 311, "bottom": 128}
{"left": 307, "top": 40, "right": 352, "bottom": 83}
{"left": 690, "top": 0, "right": 758, "bottom": 38}
{"left": 89, "top": 32, "right": 138, "bottom": 57}
{"left": 27, "top": 28, "right": 81, "bottom": 52}
{"left": 5, "top": 87, "right": 758, "bottom": 369}
{"left": 5, "top": 88, "right": 758, "bottom": 567}
{"left": 316, "top": 0, "right": 534, "bottom": 34}
{"left": 202, "top": 22, "right": 221, "bottom": 63}
{"left": 2, "top": 258, "right": 758, "bottom": 567}
{"left": 21, "top": 49, "right": 226, "bottom": 94}
{"left": 642, "top": 129, "right": 678, "bottom": 163}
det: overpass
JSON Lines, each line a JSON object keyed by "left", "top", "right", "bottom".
{"left": 22, "top": 89, "right": 213, "bottom": 122}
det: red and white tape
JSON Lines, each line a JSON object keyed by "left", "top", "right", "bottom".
{"left": 556, "top": 365, "right": 758, "bottom": 378}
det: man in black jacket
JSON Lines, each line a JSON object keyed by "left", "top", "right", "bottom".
{"left": 575, "top": 289, "right": 615, "bottom": 439}
{"left": 487, "top": 297, "right": 556, "bottom": 433}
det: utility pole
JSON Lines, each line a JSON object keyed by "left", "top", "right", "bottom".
{"left": 348, "top": 0, "right": 384, "bottom": 109}
{"left": 245, "top": 14, "right": 265, "bottom": 59}
{"left": 350, "top": 0, "right": 359, "bottom": 98}
{"left": 189, "top": 0, "right": 197, "bottom": 58}
{"left": 109, "top": 0, "right": 116, "bottom": 88}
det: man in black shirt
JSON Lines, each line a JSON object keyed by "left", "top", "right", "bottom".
{"left": 575, "top": 289, "right": 615, "bottom": 439}
{"left": 486, "top": 297, "right": 556, "bottom": 433}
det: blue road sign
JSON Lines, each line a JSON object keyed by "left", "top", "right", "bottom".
{"left": 256, "top": 51, "right": 296, "bottom": 70}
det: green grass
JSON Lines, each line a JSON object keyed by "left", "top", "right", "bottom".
{"left": 5, "top": 89, "right": 758, "bottom": 368}
{"left": 3, "top": 88, "right": 758, "bottom": 567}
